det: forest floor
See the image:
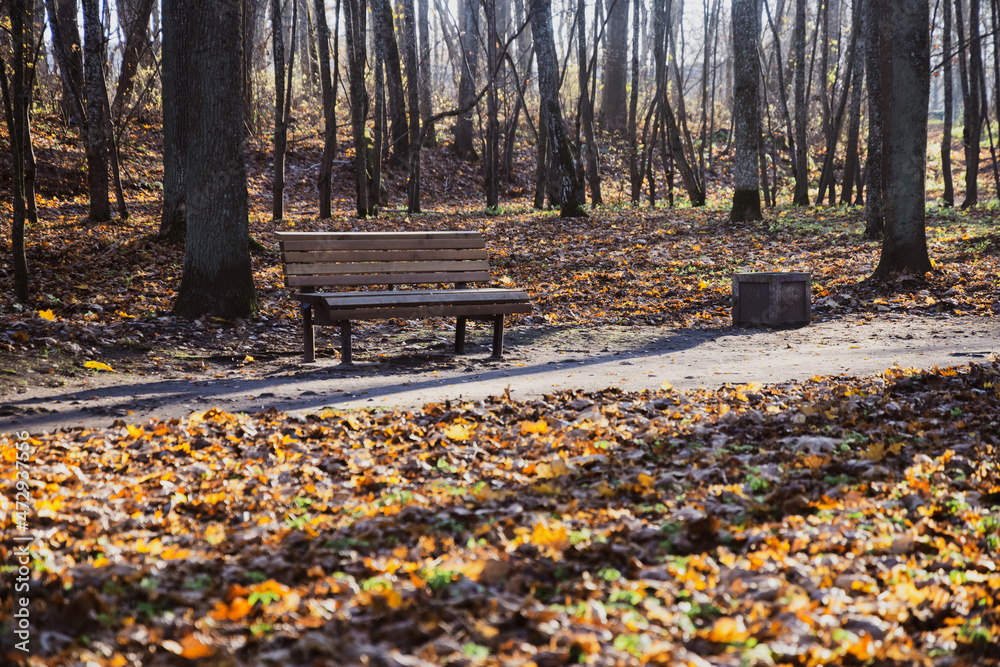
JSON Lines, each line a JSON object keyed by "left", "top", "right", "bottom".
{"left": 2, "top": 115, "right": 1000, "bottom": 665}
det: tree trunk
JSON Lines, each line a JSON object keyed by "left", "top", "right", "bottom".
{"left": 863, "top": 0, "right": 884, "bottom": 238}
{"left": 871, "top": 0, "right": 931, "bottom": 277}
{"left": 173, "top": 0, "right": 258, "bottom": 318}
{"left": 941, "top": 0, "right": 954, "bottom": 206}
{"left": 763, "top": 0, "right": 798, "bottom": 188}
{"left": 374, "top": 0, "right": 409, "bottom": 167}
{"left": 534, "top": 111, "right": 548, "bottom": 209}
{"left": 840, "top": 0, "right": 865, "bottom": 205}
{"left": 81, "top": 0, "right": 112, "bottom": 222}
{"left": 484, "top": 0, "right": 500, "bottom": 208}
{"left": 370, "top": 0, "right": 385, "bottom": 214}
{"left": 454, "top": 0, "right": 479, "bottom": 159}
{"left": 402, "top": 0, "right": 422, "bottom": 212}
{"left": 20, "top": 0, "right": 38, "bottom": 226}
{"left": 730, "top": 0, "right": 763, "bottom": 222}
{"left": 54, "top": 0, "right": 85, "bottom": 124}
{"left": 1, "top": 0, "right": 30, "bottom": 301}
{"left": 344, "top": 0, "right": 369, "bottom": 217}
{"left": 957, "top": 0, "right": 985, "bottom": 208}
{"left": 628, "top": 0, "right": 642, "bottom": 202}
{"left": 601, "top": 0, "right": 629, "bottom": 136}
{"left": 315, "top": 0, "right": 336, "bottom": 218}
{"left": 110, "top": 0, "right": 155, "bottom": 124}
{"left": 418, "top": 0, "right": 435, "bottom": 145}
{"left": 271, "top": 0, "right": 290, "bottom": 220}
{"left": 577, "top": 0, "right": 602, "bottom": 206}
{"left": 160, "top": 0, "right": 189, "bottom": 239}
{"left": 792, "top": 0, "right": 808, "bottom": 205}
{"left": 531, "top": 0, "right": 586, "bottom": 217}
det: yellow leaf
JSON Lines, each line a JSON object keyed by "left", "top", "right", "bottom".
{"left": 444, "top": 423, "right": 473, "bottom": 441}
{"left": 698, "top": 279, "right": 708, "bottom": 290}
{"left": 84, "top": 360, "right": 116, "bottom": 373}
{"left": 661, "top": 381, "right": 674, "bottom": 391}
{"left": 705, "top": 616, "right": 750, "bottom": 643}
{"left": 520, "top": 419, "right": 548, "bottom": 435}
{"left": 530, "top": 521, "right": 570, "bottom": 551}
{"left": 179, "top": 635, "right": 215, "bottom": 659}
{"left": 637, "top": 473, "right": 656, "bottom": 491}
{"left": 385, "top": 588, "right": 402, "bottom": 609}
{"left": 127, "top": 424, "right": 145, "bottom": 438}
{"left": 227, "top": 597, "right": 252, "bottom": 620}
{"left": 243, "top": 355, "right": 254, "bottom": 363}
{"left": 38, "top": 309, "right": 56, "bottom": 321}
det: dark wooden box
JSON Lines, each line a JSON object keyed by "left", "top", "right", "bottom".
{"left": 732, "top": 272, "right": 811, "bottom": 328}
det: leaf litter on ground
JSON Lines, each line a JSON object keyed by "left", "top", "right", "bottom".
{"left": 2, "top": 361, "right": 1000, "bottom": 665}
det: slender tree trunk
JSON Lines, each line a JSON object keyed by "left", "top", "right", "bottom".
{"left": 628, "top": 0, "right": 642, "bottom": 202}
{"left": 81, "top": 0, "right": 112, "bottom": 222}
{"left": 839, "top": 0, "right": 864, "bottom": 205}
{"left": 402, "top": 0, "right": 422, "bottom": 212}
{"left": 315, "top": 0, "right": 336, "bottom": 217}
{"left": 577, "top": 0, "right": 602, "bottom": 205}
{"left": 110, "top": 0, "right": 155, "bottom": 123}
{"left": 484, "top": 0, "right": 500, "bottom": 208}
{"left": 344, "top": 0, "right": 369, "bottom": 217}
{"left": 792, "top": 0, "right": 809, "bottom": 205}
{"left": 764, "top": 0, "right": 798, "bottom": 187}
{"left": 371, "top": 0, "right": 385, "bottom": 214}
{"left": 958, "top": 0, "right": 985, "bottom": 208}
{"left": 271, "top": 0, "right": 290, "bottom": 220}
{"left": 942, "top": 0, "right": 955, "bottom": 206}
{"left": 863, "top": 0, "right": 884, "bottom": 238}
{"left": 2, "top": 0, "right": 30, "bottom": 301}
{"left": 871, "top": 0, "right": 932, "bottom": 277}
{"left": 53, "top": 0, "right": 85, "bottom": 124}
{"left": 730, "top": 0, "right": 763, "bottom": 221}
{"left": 373, "top": 0, "right": 409, "bottom": 167}
{"left": 531, "top": 0, "right": 586, "bottom": 217}
{"left": 534, "top": 113, "right": 548, "bottom": 209}
{"left": 19, "top": 0, "right": 38, "bottom": 226}
{"left": 173, "top": 0, "right": 258, "bottom": 318}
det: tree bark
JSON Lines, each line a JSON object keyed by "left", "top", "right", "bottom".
{"left": 54, "top": 0, "right": 85, "bottom": 124}
{"left": 863, "top": 0, "right": 884, "bottom": 238}
{"left": 484, "top": 0, "right": 500, "bottom": 208}
{"left": 942, "top": 0, "right": 955, "bottom": 206}
{"left": 871, "top": 0, "right": 932, "bottom": 277}
{"left": 110, "top": 0, "right": 155, "bottom": 124}
{"left": 454, "top": 0, "right": 479, "bottom": 159}
{"left": 401, "top": 0, "right": 423, "bottom": 212}
{"left": 792, "top": 0, "right": 808, "bottom": 205}
{"left": 173, "top": 0, "right": 258, "bottom": 318}
{"left": 577, "top": 0, "right": 602, "bottom": 206}
{"left": 840, "top": 0, "right": 865, "bottom": 205}
{"left": 344, "top": 0, "right": 369, "bottom": 217}
{"left": 1, "top": 0, "right": 30, "bottom": 301}
{"left": 957, "top": 0, "right": 985, "bottom": 208}
{"left": 531, "top": 0, "right": 586, "bottom": 217}
{"left": 315, "top": 0, "right": 336, "bottom": 218}
{"left": 81, "top": 0, "right": 112, "bottom": 222}
{"left": 374, "top": 0, "right": 410, "bottom": 167}
{"left": 418, "top": 0, "right": 435, "bottom": 145}
{"left": 628, "top": 0, "right": 642, "bottom": 202}
{"left": 161, "top": 0, "right": 189, "bottom": 239}
{"left": 601, "top": 0, "right": 628, "bottom": 136}
{"left": 730, "top": 0, "right": 763, "bottom": 222}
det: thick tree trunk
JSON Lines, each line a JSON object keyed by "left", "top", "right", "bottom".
{"left": 872, "top": 0, "right": 932, "bottom": 277}
{"left": 792, "top": 0, "right": 808, "bottom": 205}
{"left": 601, "top": 0, "right": 629, "bottom": 136}
{"left": 418, "top": 0, "right": 435, "bottom": 145}
{"left": 161, "top": 0, "right": 189, "bottom": 239}
{"left": 315, "top": 0, "right": 336, "bottom": 218}
{"left": 54, "top": 0, "right": 85, "bottom": 124}
{"left": 531, "top": 0, "right": 586, "bottom": 217}
{"left": 863, "top": 0, "right": 884, "bottom": 238}
{"left": 82, "top": 0, "right": 112, "bottom": 222}
{"left": 730, "top": 0, "right": 763, "bottom": 222}
{"left": 454, "top": 0, "right": 479, "bottom": 159}
{"left": 174, "top": 0, "right": 258, "bottom": 319}
{"left": 374, "top": 0, "right": 409, "bottom": 167}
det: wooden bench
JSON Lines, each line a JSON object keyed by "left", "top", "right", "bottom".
{"left": 276, "top": 231, "right": 532, "bottom": 363}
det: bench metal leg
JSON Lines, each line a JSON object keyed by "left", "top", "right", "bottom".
{"left": 303, "top": 305, "right": 315, "bottom": 362}
{"left": 490, "top": 314, "right": 504, "bottom": 359}
{"left": 455, "top": 317, "right": 467, "bottom": 354}
{"left": 340, "top": 320, "right": 352, "bottom": 365}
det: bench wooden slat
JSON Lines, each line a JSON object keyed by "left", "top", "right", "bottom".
{"left": 282, "top": 249, "right": 489, "bottom": 263}
{"left": 276, "top": 231, "right": 482, "bottom": 241}
{"left": 297, "top": 289, "right": 530, "bottom": 309}
{"left": 280, "top": 238, "right": 485, "bottom": 251}
{"left": 284, "top": 259, "right": 490, "bottom": 276}
{"left": 310, "top": 303, "right": 531, "bottom": 323}
{"left": 286, "top": 271, "right": 493, "bottom": 287}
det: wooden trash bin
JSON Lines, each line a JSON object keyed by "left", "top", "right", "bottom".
{"left": 732, "top": 272, "right": 811, "bottom": 328}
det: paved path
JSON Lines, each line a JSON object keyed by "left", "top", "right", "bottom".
{"left": 3, "top": 314, "right": 997, "bottom": 434}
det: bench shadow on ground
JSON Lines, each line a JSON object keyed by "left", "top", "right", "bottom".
{"left": 3, "top": 324, "right": 793, "bottom": 434}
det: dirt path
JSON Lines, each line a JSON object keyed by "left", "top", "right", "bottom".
{"left": 2, "top": 313, "right": 997, "bottom": 434}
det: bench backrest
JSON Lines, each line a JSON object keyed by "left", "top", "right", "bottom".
{"left": 276, "top": 231, "right": 492, "bottom": 290}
